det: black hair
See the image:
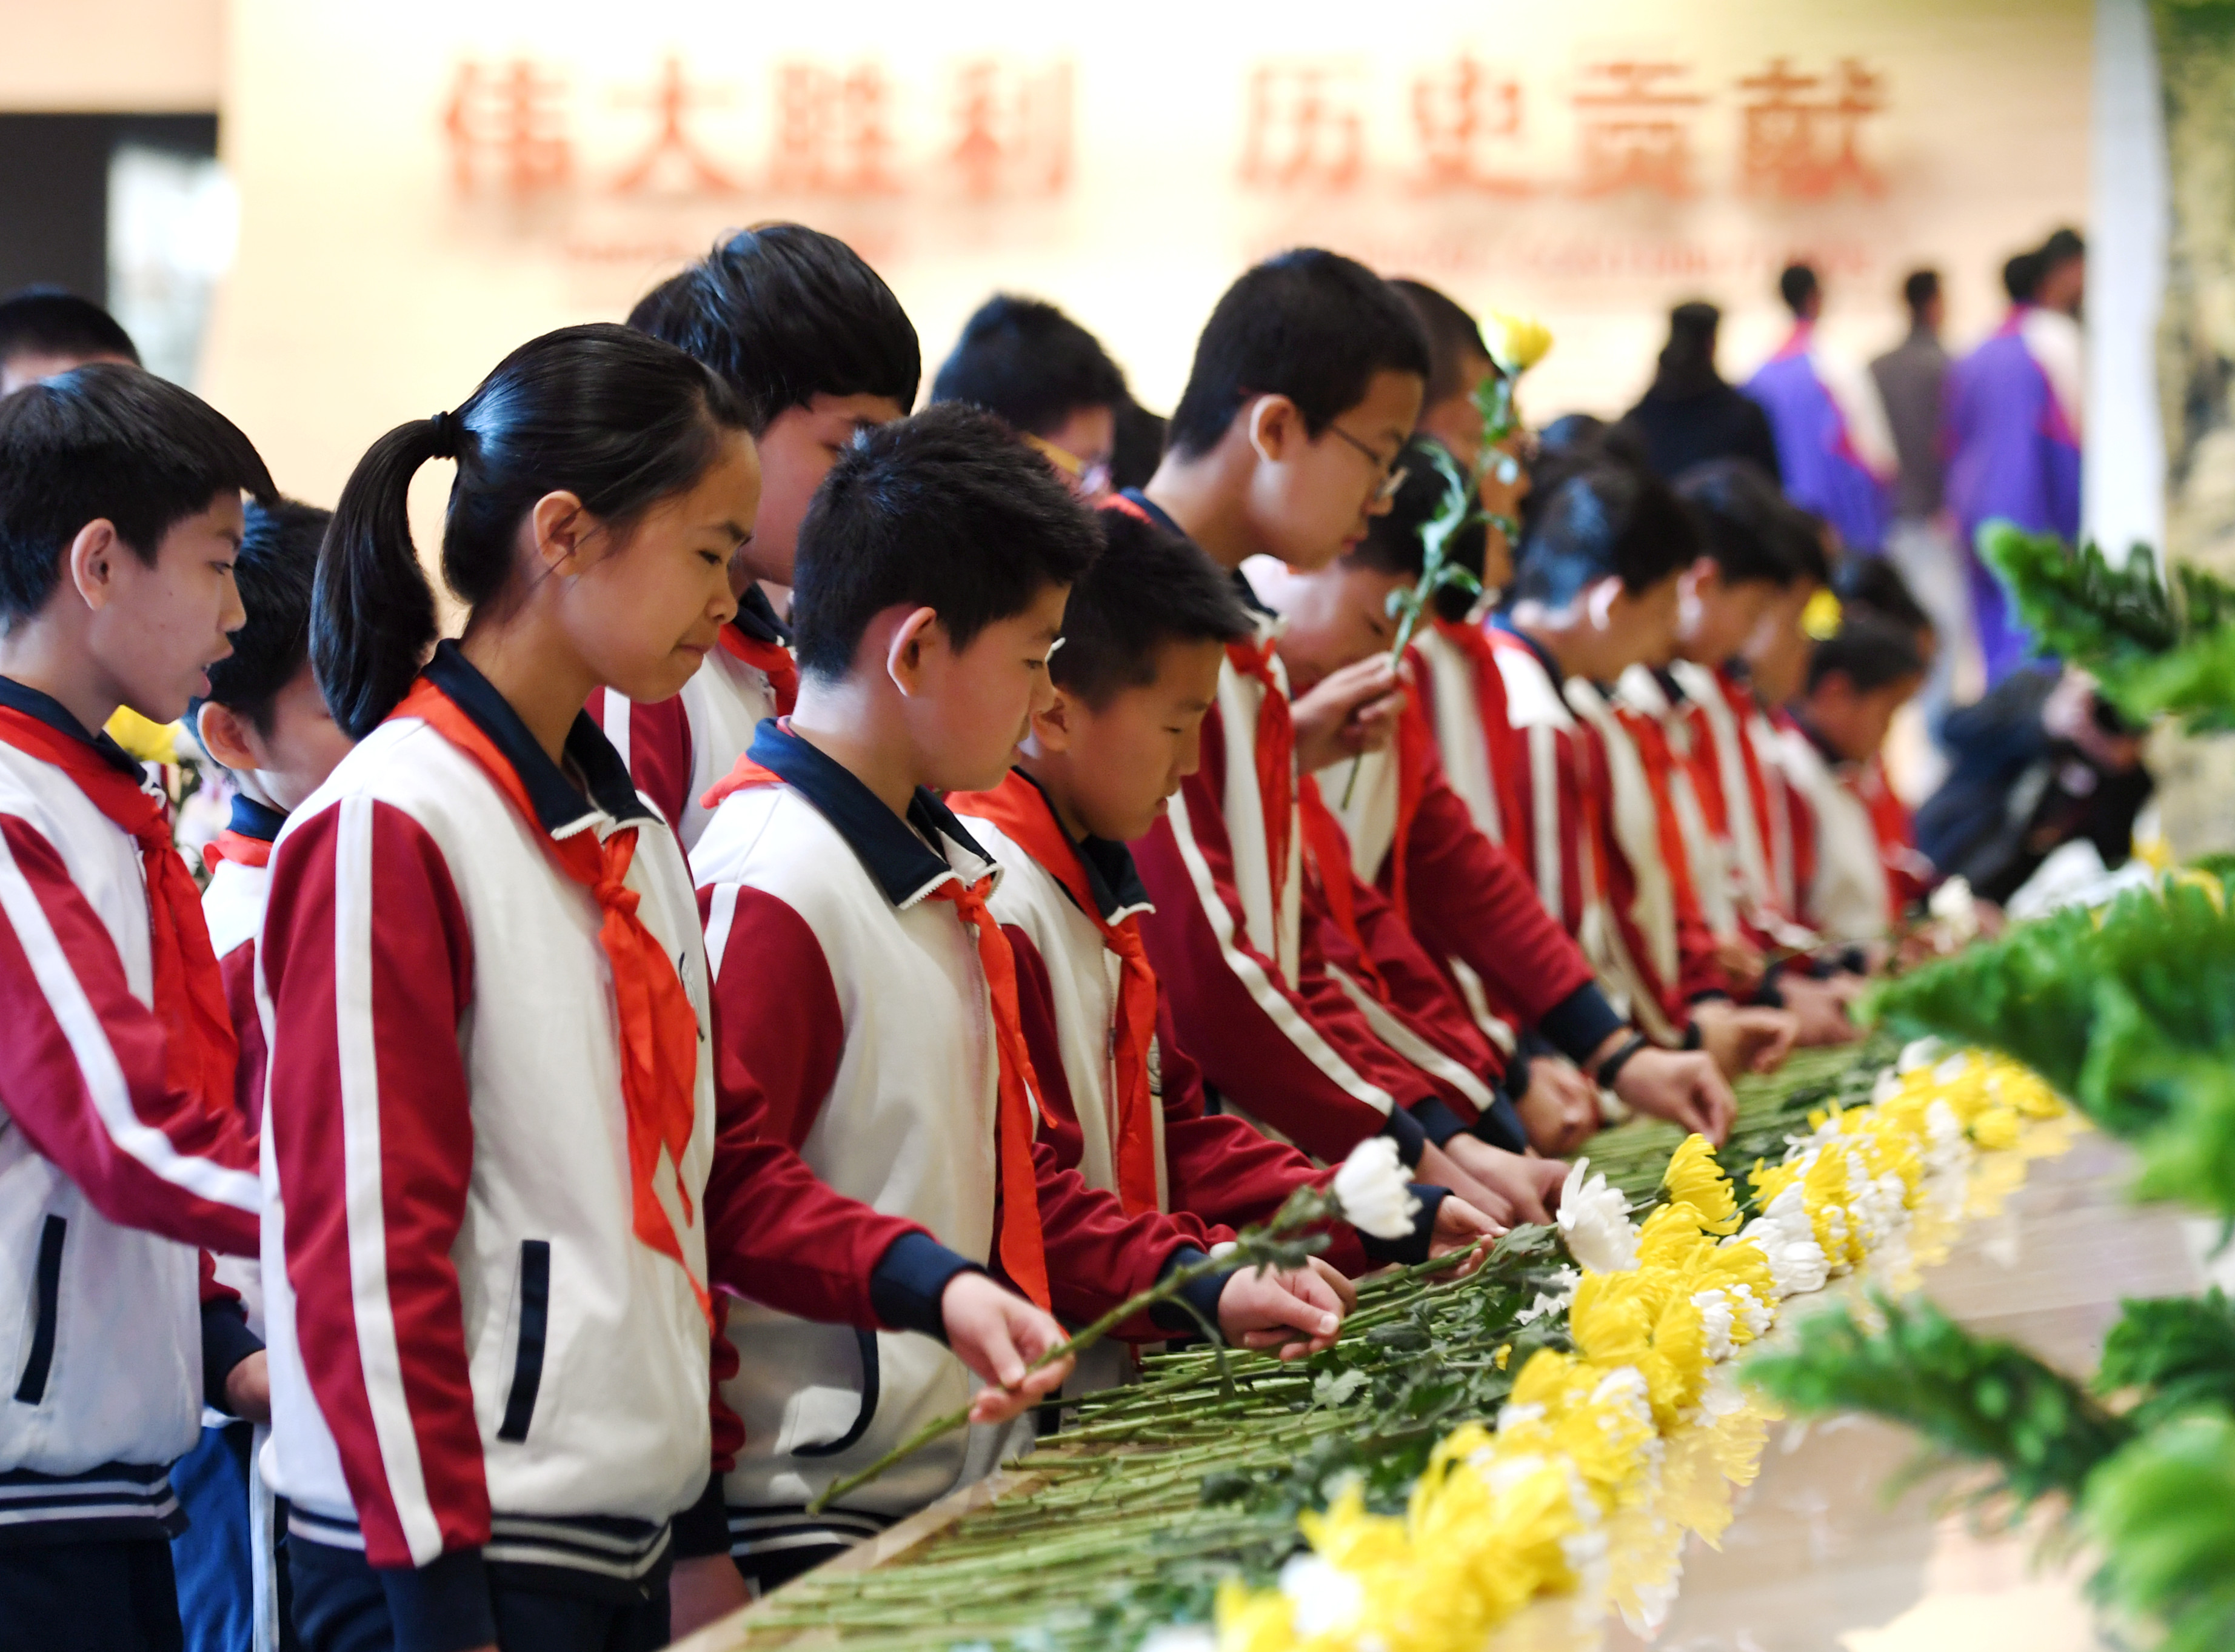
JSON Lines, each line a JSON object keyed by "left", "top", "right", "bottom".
{"left": 1834, "top": 553, "right": 1933, "bottom": 640}
{"left": 0, "top": 289, "right": 139, "bottom": 375}
{"left": 2003, "top": 252, "right": 2043, "bottom": 304}
{"left": 627, "top": 223, "right": 920, "bottom": 436}
{"left": 1348, "top": 436, "right": 1484, "bottom": 587}
{"left": 1050, "top": 503, "right": 1252, "bottom": 707}
{"left": 1806, "top": 612, "right": 1925, "bottom": 695}
{"left": 192, "top": 498, "right": 330, "bottom": 737}
{"left": 1389, "top": 278, "right": 1491, "bottom": 407}
{"left": 1786, "top": 508, "right": 1835, "bottom": 587}
{"left": 930, "top": 295, "right": 1127, "bottom": 438}
{"left": 2038, "top": 227, "right": 2085, "bottom": 270}
{"left": 1902, "top": 269, "right": 1941, "bottom": 314}
{"left": 1650, "top": 301, "right": 1723, "bottom": 398}
{"left": 1109, "top": 397, "right": 1166, "bottom": 492}
{"left": 1167, "top": 249, "right": 1430, "bottom": 458}
{"left": 1674, "top": 460, "right": 1800, "bottom": 588}
{"left": 1511, "top": 462, "right": 1699, "bottom": 609}
{"left": 0, "top": 363, "right": 273, "bottom": 624}
{"left": 790, "top": 402, "right": 1100, "bottom": 680}
{"left": 315, "top": 323, "right": 750, "bottom": 739}
{"left": 1779, "top": 263, "right": 1820, "bottom": 316}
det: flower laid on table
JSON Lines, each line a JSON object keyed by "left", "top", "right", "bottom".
{"left": 1555, "top": 1156, "right": 1637, "bottom": 1274}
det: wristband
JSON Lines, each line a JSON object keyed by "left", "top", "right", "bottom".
{"left": 1593, "top": 1032, "right": 1650, "bottom": 1093}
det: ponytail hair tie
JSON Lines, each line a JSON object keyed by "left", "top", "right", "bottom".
{"left": 427, "top": 410, "right": 458, "bottom": 459}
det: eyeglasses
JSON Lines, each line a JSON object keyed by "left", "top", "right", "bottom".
{"left": 1326, "top": 423, "right": 1409, "bottom": 504}
{"left": 1022, "top": 432, "right": 1114, "bottom": 500}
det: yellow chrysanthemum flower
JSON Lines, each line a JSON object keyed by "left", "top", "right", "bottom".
{"left": 1660, "top": 1136, "right": 1742, "bottom": 1234}
{"left": 1483, "top": 312, "right": 1553, "bottom": 375}
{"left": 104, "top": 707, "right": 184, "bottom": 765}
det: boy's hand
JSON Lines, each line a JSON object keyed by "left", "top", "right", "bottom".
{"left": 1219, "top": 1265, "right": 1345, "bottom": 1361}
{"left": 1693, "top": 1002, "right": 1799, "bottom": 1078}
{"left": 1607, "top": 1047, "right": 1737, "bottom": 1145}
{"left": 1427, "top": 1197, "right": 1502, "bottom": 1276}
{"left": 1713, "top": 935, "right": 1768, "bottom": 995}
{"left": 1437, "top": 1135, "right": 1566, "bottom": 1226}
{"left": 1292, "top": 655, "right": 1405, "bottom": 774}
{"left": 1515, "top": 1055, "right": 1599, "bottom": 1157}
{"left": 668, "top": 1553, "right": 752, "bottom": 1638}
{"left": 1780, "top": 972, "right": 1862, "bottom": 1046}
{"left": 1305, "top": 1254, "right": 1359, "bottom": 1313}
{"left": 223, "top": 1350, "right": 272, "bottom": 1425}
{"left": 940, "top": 1272, "right": 1074, "bottom": 1424}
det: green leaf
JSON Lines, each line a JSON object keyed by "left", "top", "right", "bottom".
{"left": 2097, "top": 1291, "right": 2235, "bottom": 1424}
{"left": 2085, "top": 1411, "right": 2235, "bottom": 1652}
{"left": 1744, "top": 1293, "right": 2131, "bottom": 1505}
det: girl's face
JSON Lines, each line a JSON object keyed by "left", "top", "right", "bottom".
{"left": 564, "top": 432, "right": 760, "bottom": 707}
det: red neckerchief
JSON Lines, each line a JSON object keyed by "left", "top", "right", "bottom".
{"left": 716, "top": 624, "right": 798, "bottom": 717}
{"left": 1298, "top": 774, "right": 1388, "bottom": 1001}
{"left": 201, "top": 829, "right": 274, "bottom": 872}
{"left": 1226, "top": 635, "right": 1294, "bottom": 917}
{"left": 703, "top": 750, "right": 1053, "bottom": 1309}
{"left": 0, "top": 706, "right": 239, "bottom": 1115}
{"left": 948, "top": 771, "right": 1162, "bottom": 1219}
{"left": 390, "top": 678, "right": 709, "bottom": 1320}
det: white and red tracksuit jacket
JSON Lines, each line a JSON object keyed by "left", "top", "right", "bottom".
{"left": 0, "top": 678, "right": 261, "bottom": 1541}
{"left": 1667, "top": 660, "right": 1818, "bottom": 946}
{"left": 1475, "top": 625, "right": 1726, "bottom": 1045}
{"left": 1319, "top": 650, "right": 1629, "bottom": 1086}
{"left": 691, "top": 723, "right": 1232, "bottom": 1556}
{"left": 1124, "top": 543, "right": 1511, "bottom": 1164}
{"left": 258, "top": 646, "right": 952, "bottom": 1644}
{"left": 589, "top": 587, "right": 795, "bottom": 853}
{"left": 954, "top": 769, "right": 1449, "bottom": 1278}
{"left": 1772, "top": 721, "right": 1894, "bottom": 943}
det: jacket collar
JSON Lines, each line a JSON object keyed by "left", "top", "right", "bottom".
{"left": 745, "top": 720, "right": 997, "bottom": 909}
{"left": 423, "top": 641, "right": 652, "bottom": 835}
{"left": 0, "top": 676, "right": 145, "bottom": 778}
{"left": 730, "top": 582, "right": 792, "bottom": 648}
{"left": 1009, "top": 767, "right": 1152, "bottom": 923}
{"left": 226, "top": 793, "right": 288, "bottom": 843}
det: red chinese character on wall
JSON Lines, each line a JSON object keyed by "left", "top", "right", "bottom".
{"left": 442, "top": 58, "right": 572, "bottom": 197}
{"left": 1737, "top": 56, "right": 1887, "bottom": 199}
{"left": 1240, "top": 62, "right": 1363, "bottom": 191}
{"left": 1571, "top": 59, "right": 1705, "bottom": 198}
{"left": 1411, "top": 55, "right": 1528, "bottom": 194}
{"left": 610, "top": 55, "right": 741, "bottom": 195}
{"left": 769, "top": 61, "right": 900, "bottom": 196}
{"left": 949, "top": 59, "right": 1073, "bottom": 198}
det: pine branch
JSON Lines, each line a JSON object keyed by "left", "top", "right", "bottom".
{"left": 2085, "top": 1412, "right": 2235, "bottom": 1652}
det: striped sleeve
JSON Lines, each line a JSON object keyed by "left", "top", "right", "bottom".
{"left": 1131, "top": 754, "right": 1435, "bottom": 1166}
{"left": 260, "top": 797, "right": 485, "bottom": 1572}
{"left": 587, "top": 687, "right": 693, "bottom": 838}
{"left": 0, "top": 814, "right": 259, "bottom": 1254}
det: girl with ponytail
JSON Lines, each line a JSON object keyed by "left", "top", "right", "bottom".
{"left": 258, "top": 324, "right": 1069, "bottom": 1652}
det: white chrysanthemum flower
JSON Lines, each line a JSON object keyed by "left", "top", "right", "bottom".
{"left": 1898, "top": 1036, "right": 1947, "bottom": 1074}
{"left": 1934, "top": 1051, "right": 1973, "bottom": 1086}
{"left": 1691, "top": 1288, "right": 1737, "bottom": 1360}
{"left": 1738, "top": 1183, "right": 1829, "bottom": 1297}
{"left": 1699, "top": 1363, "right": 1748, "bottom": 1416}
{"left": 1517, "top": 1265, "right": 1580, "bottom": 1325}
{"left": 1929, "top": 875, "right": 1980, "bottom": 943}
{"left": 1277, "top": 1553, "right": 1363, "bottom": 1638}
{"left": 1557, "top": 1157, "right": 1640, "bottom": 1272}
{"left": 1331, "top": 1136, "right": 1420, "bottom": 1239}
{"left": 1136, "top": 1627, "right": 1218, "bottom": 1652}
{"left": 1729, "top": 1282, "right": 1772, "bottom": 1339}
{"left": 1496, "top": 1401, "right": 1548, "bottom": 1436}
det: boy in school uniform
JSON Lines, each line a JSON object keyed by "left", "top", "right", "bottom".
{"left": 1131, "top": 252, "right": 1743, "bottom": 1190}
{"left": 1480, "top": 461, "right": 1798, "bottom": 1075}
{"left": 0, "top": 364, "right": 272, "bottom": 1650}
{"left": 598, "top": 224, "right": 919, "bottom": 851}
{"left": 1775, "top": 615, "right": 1929, "bottom": 943}
{"left": 690, "top": 404, "right": 1347, "bottom": 1589}
{"left": 175, "top": 497, "right": 352, "bottom": 1652}
{"left": 947, "top": 503, "right": 1500, "bottom": 1329}
{"left": 930, "top": 293, "right": 1128, "bottom": 501}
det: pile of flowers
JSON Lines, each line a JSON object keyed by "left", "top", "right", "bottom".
{"left": 1206, "top": 1047, "right": 2069, "bottom": 1652}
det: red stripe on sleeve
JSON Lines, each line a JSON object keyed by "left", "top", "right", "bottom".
{"left": 0, "top": 814, "right": 259, "bottom": 1254}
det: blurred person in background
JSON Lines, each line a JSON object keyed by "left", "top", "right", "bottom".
{"left": 1742, "top": 263, "right": 1897, "bottom": 556}
{"left": 931, "top": 293, "right": 1127, "bottom": 501}
{"left": 1943, "top": 231, "right": 2085, "bottom": 687}
{"left": 0, "top": 288, "right": 139, "bottom": 395}
{"left": 1913, "top": 662, "right": 2151, "bottom": 906}
{"left": 1619, "top": 300, "right": 1782, "bottom": 484}
{"left": 1871, "top": 267, "right": 1968, "bottom": 727}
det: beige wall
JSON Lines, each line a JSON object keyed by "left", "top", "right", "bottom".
{"left": 0, "top": 0, "right": 222, "bottom": 109}
{"left": 198, "top": 0, "right": 2090, "bottom": 513}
